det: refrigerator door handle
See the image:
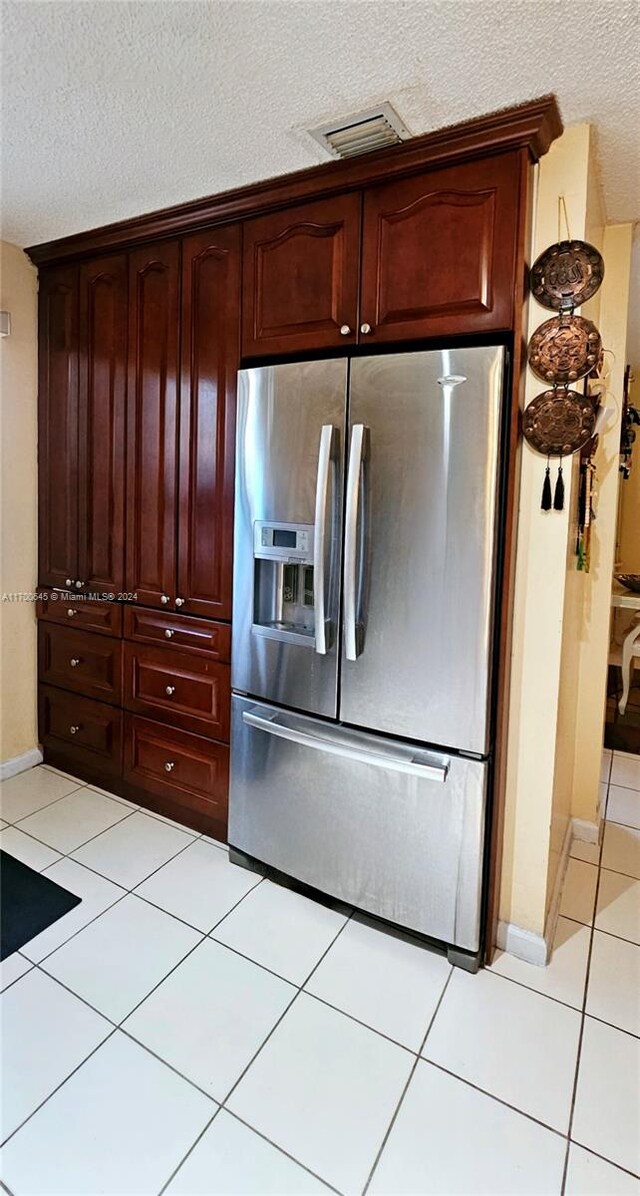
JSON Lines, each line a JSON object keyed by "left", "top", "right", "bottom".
{"left": 344, "top": 423, "right": 367, "bottom": 661}
{"left": 313, "top": 424, "right": 336, "bottom": 656}
{"left": 242, "top": 707, "right": 449, "bottom": 782}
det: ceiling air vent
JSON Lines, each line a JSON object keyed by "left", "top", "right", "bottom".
{"left": 308, "top": 103, "right": 411, "bottom": 160}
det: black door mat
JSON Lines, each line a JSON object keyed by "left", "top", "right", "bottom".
{"left": 0, "top": 850, "right": 81, "bottom": 960}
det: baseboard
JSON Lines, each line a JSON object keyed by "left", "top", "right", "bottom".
{"left": 496, "top": 920, "right": 548, "bottom": 966}
{"left": 0, "top": 747, "right": 43, "bottom": 781}
{"left": 572, "top": 816, "right": 600, "bottom": 845}
{"left": 496, "top": 817, "right": 573, "bottom": 969}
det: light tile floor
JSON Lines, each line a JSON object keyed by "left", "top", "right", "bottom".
{"left": 0, "top": 757, "right": 639, "bottom": 1195}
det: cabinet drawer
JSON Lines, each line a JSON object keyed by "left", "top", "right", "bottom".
{"left": 39, "top": 684, "right": 122, "bottom": 777}
{"left": 37, "top": 590, "right": 123, "bottom": 636}
{"left": 123, "top": 643, "right": 230, "bottom": 739}
{"left": 38, "top": 623, "right": 122, "bottom": 704}
{"left": 124, "top": 714, "right": 228, "bottom": 834}
{"left": 124, "top": 607, "right": 230, "bottom": 661}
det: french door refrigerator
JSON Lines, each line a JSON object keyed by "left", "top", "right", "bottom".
{"left": 230, "top": 346, "right": 505, "bottom": 968}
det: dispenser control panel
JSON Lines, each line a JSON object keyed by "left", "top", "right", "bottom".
{"left": 254, "top": 522, "right": 314, "bottom": 563}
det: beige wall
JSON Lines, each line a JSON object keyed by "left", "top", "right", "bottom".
{"left": 618, "top": 372, "right": 640, "bottom": 573}
{"left": 0, "top": 241, "right": 39, "bottom": 764}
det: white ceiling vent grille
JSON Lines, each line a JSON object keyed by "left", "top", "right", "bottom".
{"left": 308, "top": 103, "right": 411, "bottom": 160}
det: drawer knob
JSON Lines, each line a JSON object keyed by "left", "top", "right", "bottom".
{"left": 360, "top": 322, "right": 373, "bottom": 335}
{"left": 164, "top": 629, "right": 174, "bottom": 639}
{"left": 175, "top": 597, "right": 185, "bottom": 608}
{"left": 164, "top": 761, "right": 175, "bottom": 772}
{"left": 340, "top": 324, "right": 351, "bottom": 336}
{"left": 65, "top": 578, "right": 74, "bottom": 588}
{"left": 165, "top": 685, "right": 176, "bottom": 696}
{"left": 75, "top": 580, "right": 84, "bottom": 590}
{"left": 160, "top": 595, "right": 170, "bottom": 605}
{"left": 69, "top": 725, "right": 80, "bottom": 735}
{"left": 67, "top": 609, "right": 77, "bottom": 618}
{"left": 69, "top": 657, "right": 81, "bottom": 668}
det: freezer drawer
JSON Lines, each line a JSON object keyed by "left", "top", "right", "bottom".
{"left": 229, "top": 695, "right": 487, "bottom": 952}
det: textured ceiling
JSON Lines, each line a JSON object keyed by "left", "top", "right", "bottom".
{"left": 1, "top": 0, "right": 638, "bottom": 354}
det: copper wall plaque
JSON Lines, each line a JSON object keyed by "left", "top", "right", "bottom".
{"left": 522, "top": 389, "right": 596, "bottom": 457}
{"left": 528, "top": 315, "right": 602, "bottom": 385}
{"left": 530, "top": 240, "right": 604, "bottom": 310}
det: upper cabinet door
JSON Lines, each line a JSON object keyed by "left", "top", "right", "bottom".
{"left": 126, "top": 242, "right": 180, "bottom": 609}
{"left": 38, "top": 264, "right": 79, "bottom": 589}
{"left": 242, "top": 194, "right": 361, "bottom": 356}
{"left": 178, "top": 227, "right": 241, "bottom": 620}
{"left": 77, "top": 254, "right": 127, "bottom": 595}
{"left": 360, "top": 153, "right": 520, "bottom": 343}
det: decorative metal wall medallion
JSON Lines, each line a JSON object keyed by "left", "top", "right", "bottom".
{"left": 522, "top": 388, "right": 596, "bottom": 457}
{"left": 530, "top": 240, "right": 604, "bottom": 310}
{"left": 528, "top": 314, "right": 602, "bottom": 385}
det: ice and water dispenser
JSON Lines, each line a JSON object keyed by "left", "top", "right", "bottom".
{"left": 252, "top": 521, "right": 317, "bottom": 646}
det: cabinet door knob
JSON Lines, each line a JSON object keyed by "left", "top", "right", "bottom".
{"left": 165, "top": 685, "right": 176, "bottom": 696}
{"left": 67, "top": 609, "right": 77, "bottom": 618}
{"left": 164, "top": 629, "right": 174, "bottom": 639}
{"left": 175, "top": 597, "right": 185, "bottom": 608}
{"left": 160, "top": 595, "right": 170, "bottom": 605}
{"left": 340, "top": 324, "right": 351, "bottom": 336}
{"left": 69, "top": 657, "right": 81, "bottom": 668}
{"left": 164, "top": 761, "right": 175, "bottom": 772}
{"left": 360, "top": 322, "right": 373, "bottom": 335}
{"left": 75, "top": 580, "right": 84, "bottom": 589}
{"left": 69, "top": 725, "right": 80, "bottom": 735}
{"left": 65, "top": 578, "right": 74, "bottom": 588}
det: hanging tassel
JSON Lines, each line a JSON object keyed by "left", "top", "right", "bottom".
{"left": 541, "top": 459, "right": 552, "bottom": 510}
{"left": 553, "top": 462, "right": 565, "bottom": 511}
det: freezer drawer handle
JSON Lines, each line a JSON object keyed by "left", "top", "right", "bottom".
{"left": 242, "top": 709, "right": 449, "bottom": 782}
{"left": 313, "top": 424, "right": 336, "bottom": 656}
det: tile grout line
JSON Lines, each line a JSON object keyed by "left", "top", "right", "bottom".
{"left": 362, "top": 967, "right": 454, "bottom": 1195}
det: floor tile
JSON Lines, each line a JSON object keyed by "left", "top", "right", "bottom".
{"left": 607, "top": 783, "right": 640, "bottom": 830}
{"left": 0, "top": 952, "right": 33, "bottom": 992}
{"left": 565, "top": 1144, "right": 640, "bottom": 1195}
{"left": 560, "top": 858, "right": 598, "bottom": 925}
{"left": 0, "top": 825, "right": 62, "bottom": 871}
{"left": 16, "top": 786, "right": 133, "bottom": 853}
{"left": 595, "top": 868, "right": 640, "bottom": 945}
{"left": 0, "top": 1031, "right": 215, "bottom": 1195}
{"left": 0, "top": 766, "right": 82, "bottom": 822}
{"left": 71, "top": 810, "right": 195, "bottom": 888}
{"left": 0, "top": 819, "right": 7, "bottom": 829}
{"left": 572, "top": 1017, "right": 640, "bottom": 1176}
{"left": 570, "top": 836, "right": 601, "bottom": 865}
{"left": 20, "top": 858, "right": 126, "bottom": 963}
{"left": 41, "top": 764, "right": 88, "bottom": 786}
{"left": 0, "top": 968, "right": 110, "bottom": 1142}
{"left": 490, "top": 916, "right": 590, "bottom": 1010}
{"left": 212, "top": 879, "right": 349, "bottom": 985}
{"left": 228, "top": 992, "right": 414, "bottom": 1194}
{"left": 423, "top": 969, "right": 581, "bottom": 1132}
{"left": 601, "top": 749, "right": 613, "bottom": 783}
{"left": 83, "top": 783, "right": 139, "bottom": 810}
{"left": 369, "top": 1059, "right": 566, "bottom": 1195}
{"left": 586, "top": 931, "right": 640, "bottom": 1036}
{"left": 602, "top": 822, "right": 640, "bottom": 880}
{"left": 611, "top": 751, "right": 640, "bottom": 791}
{"left": 135, "top": 838, "right": 261, "bottom": 932}
{"left": 41, "top": 893, "right": 201, "bottom": 1022}
{"left": 166, "top": 1109, "right": 330, "bottom": 1194}
{"left": 124, "top": 938, "right": 295, "bottom": 1102}
{"left": 305, "top": 914, "right": 451, "bottom": 1050}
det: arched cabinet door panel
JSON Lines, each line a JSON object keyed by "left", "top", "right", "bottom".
{"left": 126, "top": 242, "right": 180, "bottom": 609}
{"left": 242, "top": 193, "right": 361, "bottom": 356}
{"left": 77, "top": 254, "right": 127, "bottom": 595}
{"left": 38, "top": 264, "right": 79, "bottom": 589}
{"left": 178, "top": 227, "right": 241, "bottom": 620}
{"left": 360, "top": 152, "right": 521, "bottom": 342}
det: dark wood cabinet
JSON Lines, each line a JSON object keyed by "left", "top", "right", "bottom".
{"left": 126, "top": 241, "right": 180, "bottom": 609}
{"left": 360, "top": 154, "right": 520, "bottom": 343}
{"left": 242, "top": 194, "right": 361, "bottom": 356}
{"left": 37, "top": 589, "right": 123, "bottom": 637}
{"left": 123, "top": 642, "right": 230, "bottom": 740}
{"left": 38, "top": 623, "right": 122, "bottom": 705}
{"left": 38, "top": 264, "right": 79, "bottom": 589}
{"left": 123, "top": 607, "right": 231, "bottom": 659}
{"left": 178, "top": 228, "right": 240, "bottom": 619}
{"left": 77, "top": 254, "right": 128, "bottom": 593}
{"left": 39, "top": 684, "right": 123, "bottom": 778}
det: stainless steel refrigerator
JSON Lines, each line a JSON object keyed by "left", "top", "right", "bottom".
{"left": 229, "top": 346, "right": 505, "bottom": 968}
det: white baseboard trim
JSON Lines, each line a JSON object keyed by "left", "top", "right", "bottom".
{"left": 0, "top": 747, "right": 43, "bottom": 781}
{"left": 572, "top": 816, "right": 600, "bottom": 845}
{"left": 497, "top": 817, "right": 573, "bottom": 969}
